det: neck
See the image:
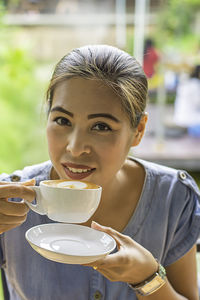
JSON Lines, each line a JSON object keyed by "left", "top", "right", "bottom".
{"left": 97, "top": 165, "right": 127, "bottom": 212}
{"left": 50, "top": 167, "right": 60, "bottom": 180}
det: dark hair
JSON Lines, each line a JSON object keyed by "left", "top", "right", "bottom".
{"left": 144, "top": 38, "right": 154, "bottom": 56}
{"left": 46, "top": 45, "right": 148, "bottom": 128}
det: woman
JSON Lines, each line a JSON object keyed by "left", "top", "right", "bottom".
{"left": 143, "top": 38, "right": 159, "bottom": 78}
{"left": 0, "top": 45, "right": 199, "bottom": 300}
{"left": 174, "top": 65, "right": 200, "bottom": 136}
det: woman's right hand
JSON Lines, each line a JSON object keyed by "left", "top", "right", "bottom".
{"left": 0, "top": 180, "right": 36, "bottom": 234}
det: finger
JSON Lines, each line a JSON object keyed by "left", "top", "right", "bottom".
{"left": 0, "top": 179, "right": 36, "bottom": 186}
{"left": 0, "top": 185, "right": 35, "bottom": 202}
{"left": 0, "top": 213, "right": 27, "bottom": 224}
{"left": 21, "top": 179, "right": 36, "bottom": 186}
{"left": 0, "top": 223, "right": 25, "bottom": 234}
{"left": 85, "top": 260, "right": 121, "bottom": 282}
{"left": 91, "top": 221, "right": 131, "bottom": 246}
{"left": 83, "top": 257, "right": 106, "bottom": 268}
{"left": 97, "top": 252, "right": 128, "bottom": 268}
{"left": 85, "top": 251, "right": 124, "bottom": 269}
{"left": 91, "top": 221, "right": 125, "bottom": 240}
{"left": 0, "top": 199, "right": 29, "bottom": 216}
{"left": 84, "top": 248, "right": 122, "bottom": 268}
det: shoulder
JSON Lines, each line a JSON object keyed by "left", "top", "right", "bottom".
{"left": 131, "top": 157, "right": 200, "bottom": 199}
{"left": 0, "top": 161, "right": 52, "bottom": 184}
{"left": 132, "top": 159, "right": 200, "bottom": 265}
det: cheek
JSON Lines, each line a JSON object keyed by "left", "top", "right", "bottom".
{"left": 46, "top": 124, "right": 63, "bottom": 158}
{"left": 96, "top": 134, "right": 131, "bottom": 164}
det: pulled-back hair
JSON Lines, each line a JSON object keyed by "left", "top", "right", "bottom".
{"left": 46, "top": 45, "right": 148, "bottom": 128}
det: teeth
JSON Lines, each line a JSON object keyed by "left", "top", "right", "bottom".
{"left": 68, "top": 167, "right": 92, "bottom": 174}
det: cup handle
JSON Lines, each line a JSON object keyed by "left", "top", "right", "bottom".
{"left": 24, "top": 186, "right": 46, "bottom": 215}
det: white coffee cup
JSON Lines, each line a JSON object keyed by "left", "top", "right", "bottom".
{"left": 25, "top": 179, "right": 102, "bottom": 223}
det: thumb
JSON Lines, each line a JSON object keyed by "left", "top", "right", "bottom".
{"left": 20, "top": 179, "right": 36, "bottom": 186}
{"left": 91, "top": 221, "right": 123, "bottom": 249}
{"left": 0, "top": 179, "right": 36, "bottom": 187}
{"left": 91, "top": 220, "right": 104, "bottom": 231}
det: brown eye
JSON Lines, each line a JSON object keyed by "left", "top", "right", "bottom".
{"left": 92, "top": 122, "right": 112, "bottom": 131}
{"left": 54, "top": 117, "right": 71, "bottom": 126}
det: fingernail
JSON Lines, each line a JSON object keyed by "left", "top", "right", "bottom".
{"left": 91, "top": 221, "right": 100, "bottom": 226}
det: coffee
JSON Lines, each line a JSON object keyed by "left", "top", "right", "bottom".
{"left": 43, "top": 179, "right": 99, "bottom": 190}
{"left": 26, "top": 179, "right": 102, "bottom": 223}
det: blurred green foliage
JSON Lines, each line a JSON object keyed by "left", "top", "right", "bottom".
{"left": 155, "top": 0, "right": 200, "bottom": 52}
{"left": 0, "top": 18, "right": 48, "bottom": 174}
{"left": 126, "top": 0, "right": 200, "bottom": 57}
{"left": 158, "top": 0, "right": 199, "bottom": 35}
{"left": 0, "top": 273, "right": 3, "bottom": 300}
{"left": 189, "top": 172, "right": 200, "bottom": 189}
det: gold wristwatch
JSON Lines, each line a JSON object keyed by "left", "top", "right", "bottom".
{"left": 130, "top": 263, "right": 166, "bottom": 296}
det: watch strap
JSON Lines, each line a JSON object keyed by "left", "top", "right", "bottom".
{"left": 129, "top": 262, "right": 166, "bottom": 296}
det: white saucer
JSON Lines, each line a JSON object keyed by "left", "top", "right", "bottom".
{"left": 25, "top": 223, "right": 116, "bottom": 264}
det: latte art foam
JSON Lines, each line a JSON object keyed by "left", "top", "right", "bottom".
{"left": 43, "top": 179, "right": 99, "bottom": 190}
{"left": 57, "top": 181, "right": 87, "bottom": 189}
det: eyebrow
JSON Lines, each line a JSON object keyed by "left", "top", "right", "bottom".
{"left": 88, "top": 113, "right": 120, "bottom": 123}
{"left": 50, "top": 106, "right": 120, "bottom": 123}
{"left": 50, "top": 106, "right": 73, "bottom": 117}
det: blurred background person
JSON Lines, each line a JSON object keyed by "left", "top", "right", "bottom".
{"left": 143, "top": 38, "right": 160, "bottom": 79}
{"left": 173, "top": 65, "right": 200, "bottom": 137}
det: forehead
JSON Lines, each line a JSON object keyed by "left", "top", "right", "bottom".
{"left": 52, "top": 77, "right": 125, "bottom": 115}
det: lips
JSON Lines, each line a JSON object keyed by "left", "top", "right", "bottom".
{"left": 62, "top": 162, "right": 96, "bottom": 180}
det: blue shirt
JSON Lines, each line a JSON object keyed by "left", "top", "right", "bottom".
{"left": 0, "top": 157, "right": 200, "bottom": 300}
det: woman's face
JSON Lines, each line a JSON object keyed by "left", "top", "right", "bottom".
{"left": 46, "top": 77, "right": 142, "bottom": 189}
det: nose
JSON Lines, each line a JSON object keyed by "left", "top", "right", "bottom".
{"left": 66, "top": 128, "right": 91, "bottom": 157}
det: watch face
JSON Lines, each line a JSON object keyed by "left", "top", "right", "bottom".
{"left": 132, "top": 263, "right": 166, "bottom": 296}
{"left": 141, "top": 276, "right": 165, "bottom": 295}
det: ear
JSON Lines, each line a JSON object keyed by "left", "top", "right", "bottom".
{"left": 132, "top": 113, "right": 148, "bottom": 147}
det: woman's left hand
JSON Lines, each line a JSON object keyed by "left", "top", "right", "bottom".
{"left": 84, "top": 221, "right": 158, "bottom": 285}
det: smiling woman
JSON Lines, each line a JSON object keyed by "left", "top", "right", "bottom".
{"left": 0, "top": 45, "right": 200, "bottom": 300}
{"left": 46, "top": 77, "right": 142, "bottom": 187}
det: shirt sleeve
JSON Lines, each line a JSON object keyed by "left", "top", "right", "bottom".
{"left": 163, "top": 174, "right": 200, "bottom": 266}
{"left": 0, "top": 173, "right": 9, "bottom": 181}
